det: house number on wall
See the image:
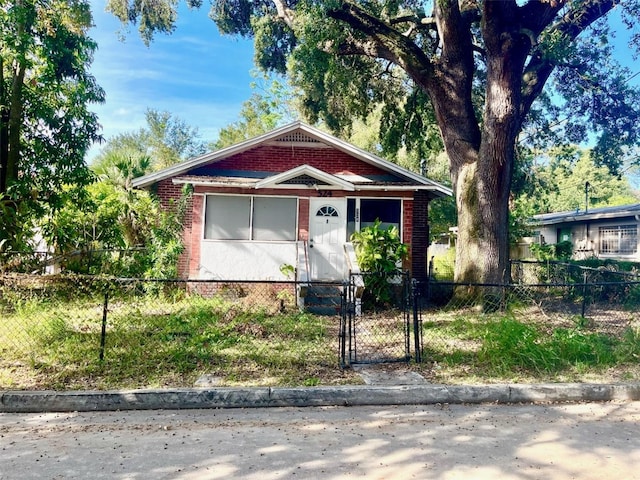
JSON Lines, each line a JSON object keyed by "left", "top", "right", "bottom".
{"left": 318, "top": 191, "right": 333, "bottom": 197}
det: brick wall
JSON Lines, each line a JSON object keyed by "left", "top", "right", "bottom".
{"left": 403, "top": 199, "right": 413, "bottom": 273}
{"left": 189, "top": 195, "right": 204, "bottom": 277}
{"left": 195, "top": 145, "right": 392, "bottom": 177}
{"left": 411, "top": 191, "right": 430, "bottom": 281}
{"left": 298, "top": 198, "right": 309, "bottom": 241}
{"left": 155, "top": 179, "right": 195, "bottom": 278}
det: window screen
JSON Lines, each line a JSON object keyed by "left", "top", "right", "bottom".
{"left": 253, "top": 197, "right": 297, "bottom": 241}
{"left": 204, "top": 196, "right": 250, "bottom": 240}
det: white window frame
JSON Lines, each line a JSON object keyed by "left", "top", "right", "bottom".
{"left": 204, "top": 194, "right": 298, "bottom": 242}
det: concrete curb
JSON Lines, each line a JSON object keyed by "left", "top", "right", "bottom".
{"left": 2, "top": 383, "right": 640, "bottom": 413}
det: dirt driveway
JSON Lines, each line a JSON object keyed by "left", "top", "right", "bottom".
{"left": 1, "top": 401, "right": 639, "bottom": 479}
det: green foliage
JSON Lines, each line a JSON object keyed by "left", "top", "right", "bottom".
{"left": 0, "top": 290, "right": 336, "bottom": 389}
{"left": 0, "top": 0, "right": 104, "bottom": 252}
{"left": 93, "top": 108, "right": 206, "bottom": 173}
{"left": 351, "top": 220, "right": 408, "bottom": 305}
{"left": 143, "top": 184, "right": 191, "bottom": 280}
{"left": 519, "top": 146, "right": 639, "bottom": 217}
{"left": 37, "top": 171, "right": 189, "bottom": 277}
{"left": 429, "top": 196, "right": 457, "bottom": 243}
{"left": 351, "top": 220, "right": 407, "bottom": 273}
{"left": 430, "top": 248, "right": 456, "bottom": 282}
{"left": 213, "top": 73, "right": 297, "bottom": 149}
{"left": 530, "top": 240, "right": 573, "bottom": 261}
{"left": 478, "top": 318, "right": 618, "bottom": 374}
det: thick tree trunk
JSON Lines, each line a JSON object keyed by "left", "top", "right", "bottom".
{"left": 433, "top": 19, "right": 527, "bottom": 287}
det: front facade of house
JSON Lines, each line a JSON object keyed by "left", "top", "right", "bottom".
{"left": 530, "top": 203, "right": 640, "bottom": 261}
{"left": 133, "top": 122, "right": 451, "bottom": 282}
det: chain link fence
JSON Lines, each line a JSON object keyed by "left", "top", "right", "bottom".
{"left": 2, "top": 259, "right": 640, "bottom": 390}
{"left": 419, "top": 259, "right": 640, "bottom": 377}
{"left": 0, "top": 275, "right": 346, "bottom": 390}
{"left": 340, "top": 271, "right": 416, "bottom": 366}
{"left": 0, "top": 248, "right": 149, "bottom": 275}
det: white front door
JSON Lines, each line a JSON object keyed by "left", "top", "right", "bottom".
{"left": 309, "top": 198, "right": 347, "bottom": 280}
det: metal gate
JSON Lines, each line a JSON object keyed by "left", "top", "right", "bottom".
{"left": 339, "top": 271, "right": 422, "bottom": 367}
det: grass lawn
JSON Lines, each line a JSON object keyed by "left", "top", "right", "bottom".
{"left": 2, "top": 290, "right": 640, "bottom": 390}
{"left": 0, "top": 292, "right": 360, "bottom": 390}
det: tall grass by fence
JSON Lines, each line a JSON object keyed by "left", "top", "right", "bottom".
{"left": 0, "top": 275, "right": 345, "bottom": 390}
{"left": 2, "top": 262, "right": 640, "bottom": 390}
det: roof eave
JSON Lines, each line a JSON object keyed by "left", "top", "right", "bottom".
{"left": 132, "top": 121, "right": 452, "bottom": 197}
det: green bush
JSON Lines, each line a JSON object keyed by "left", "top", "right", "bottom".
{"left": 351, "top": 220, "right": 408, "bottom": 306}
{"left": 530, "top": 240, "right": 573, "bottom": 261}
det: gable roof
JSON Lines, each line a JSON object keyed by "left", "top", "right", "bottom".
{"left": 132, "top": 121, "right": 452, "bottom": 197}
{"left": 533, "top": 203, "right": 640, "bottom": 226}
{"left": 254, "top": 164, "right": 356, "bottom": 191}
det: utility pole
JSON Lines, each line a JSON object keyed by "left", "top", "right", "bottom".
{"left": 585, "top": 181, "right": 590, "bottom": 214}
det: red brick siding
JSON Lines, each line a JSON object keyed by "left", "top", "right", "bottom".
{"left": 189, "top": 195, "right": 204, "bottom": 277}
{"left": 298, "top": 198, "right": 309, "bottom": 241}
{"left": 403, "top": 199, "right": 413, "bottom": 272}
{"left": 154, "top": 179, "right": 195, "bottom": 278}
{"left": 195, "top": 146, "right": 391, "bottom": 176}
{"left": 410, "top": 191, "right": 430, "bottom": 281}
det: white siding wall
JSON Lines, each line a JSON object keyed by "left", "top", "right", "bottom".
{"left": 198, "top": 241, "right": 298, "bottom": 280}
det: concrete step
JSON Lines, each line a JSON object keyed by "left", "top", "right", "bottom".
{"left": 304, "top": 285, "right": 342, "bottom": 315}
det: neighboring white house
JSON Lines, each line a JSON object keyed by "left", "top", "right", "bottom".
{"left": 529, "top": 203, "right": 640, "bottom": 261}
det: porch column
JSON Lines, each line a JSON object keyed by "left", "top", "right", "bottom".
{"left": 411, "top": 191, "right": 430, "bottom": 282}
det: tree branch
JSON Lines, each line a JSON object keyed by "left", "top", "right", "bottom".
{"left": 520, "top": 0, "right": 618, "bottom": 119}
{"left": 327, "top": 1, "right": 434, "bottom": 85}
{"left": 272, "top": 0, "right": 295, "bottom": 29}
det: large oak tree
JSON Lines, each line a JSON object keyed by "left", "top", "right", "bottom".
{"left": 109, "top": 0, "right": 640, "bottom": 283}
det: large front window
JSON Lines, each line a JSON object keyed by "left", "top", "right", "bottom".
{"left": 599, "top": 225, "right": 637, "bottom": 255}
{"left": 346, "top": 198, "right": 402, "bottom": 239}
{"left": 204, "top": 195, "right": 297, "bottom": 241}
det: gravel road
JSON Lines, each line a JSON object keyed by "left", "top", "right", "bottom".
{"left": 1, "top": 401, "right": 639, "bottom": 479}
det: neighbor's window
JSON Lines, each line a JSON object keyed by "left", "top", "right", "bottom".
{"left": 599, "top": 225, "right": 637, "bottom": 255}
{"left": 205, "top": 195, "right": 297, "bottom": 241}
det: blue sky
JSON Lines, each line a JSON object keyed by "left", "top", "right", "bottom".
{"left": 87, "top": 2, "right": 257, "bottom": 160}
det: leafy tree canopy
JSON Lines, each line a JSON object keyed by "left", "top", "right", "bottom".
{"left": 213, "top": 72, "right": 297, "bottom": 149}
{"left": 526, "top": 145, "right": 638, "bottom": 213}
{"left": 0, "top": 0, "right": 104, "bottom": 251}
{"left": 93, "top": 108, "right": 207, "bottom": 173}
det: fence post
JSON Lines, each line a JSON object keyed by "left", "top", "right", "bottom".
{"left": 339, "top": 279, "right": 348, "bottom": 368}
{"left": 412, "top": 279, "right": 422, "bottom": 363}
{"left": 581, "top": 271, "right": 588, "bottom": 319}
{"left": 99, "top": 291, "right": 108, "bottom": 361}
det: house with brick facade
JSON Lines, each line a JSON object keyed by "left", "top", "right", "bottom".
{"left": 132, "top": 122, "right": 451, "bottom": 285}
